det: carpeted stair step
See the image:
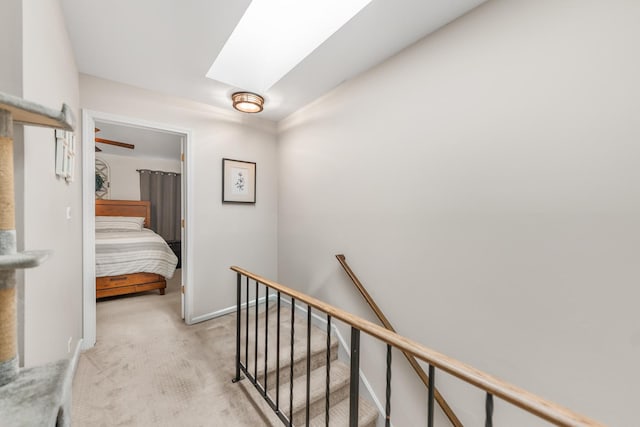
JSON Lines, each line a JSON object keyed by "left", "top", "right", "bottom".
{"left": 243, "top": 305, "right": 338, "bottom": 388}
{"left": 240, "top": 304, "right": 378, "bottom": 427}
{"left": 305, "top": 396, "right": 378, "bottom": 427}
{"left": 274, "top": 360, "right": 351, "bottom": 426}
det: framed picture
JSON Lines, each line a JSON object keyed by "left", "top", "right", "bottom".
{"left": 55, "top": 129, "right": 75, "bottom": 183}
{"left": 222, "top": 158, "right": 256, "bottom": 203}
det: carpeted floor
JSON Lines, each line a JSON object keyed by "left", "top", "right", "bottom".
{"left": 72, "top": 270, "right": 282, "bottom": 426}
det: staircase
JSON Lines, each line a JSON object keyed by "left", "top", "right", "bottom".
{"left": 233, "top": 266, "right": 608, "bottom": 427}
{"left": 240, "top": 303, "right": 378, "bottom": 426}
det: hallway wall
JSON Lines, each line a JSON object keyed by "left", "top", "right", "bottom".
{"left": 21, "top": 0, "right": 83, "bottom": 367}
{"left": 277, "top": 0, "right": 640, "bottom": 425}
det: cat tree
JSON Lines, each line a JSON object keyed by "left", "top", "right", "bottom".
{"left": 0, "top": 92, "right": 77, "bottom": 426}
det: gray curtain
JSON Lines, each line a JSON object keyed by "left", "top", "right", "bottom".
{"left": 138, "top": 169, "right": 181, "bottom": 241}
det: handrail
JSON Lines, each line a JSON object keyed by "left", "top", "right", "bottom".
{"left": 336, "top": 254, "right": 463, "bottom": 427}
{"left": 231, "top": 266, "right": 605, "bottom": 427}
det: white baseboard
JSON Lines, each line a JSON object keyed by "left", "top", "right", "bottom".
{"left": 190, "top": 296, "right": 269, "bottom": 324}
{"left": 80, "top": 336, "right": 93, "bottom": 351}
{"left": 71, "top": 338, "right": 84, "bottom": 377}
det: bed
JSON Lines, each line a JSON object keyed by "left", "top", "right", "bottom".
{"left": 95, "top": 200, "right": 178, "bottom": 299}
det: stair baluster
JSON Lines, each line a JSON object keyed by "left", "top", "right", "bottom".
{"left": 428, "top": 365, "right": 435, "bottom": 427}
{"left": 254, "top": 280, "right": 259, "bottom": 381}
{"left": 305, "top": 307, "right": 312, "bottom": 425}
{"left": 325, "top": 315, "right": 332, "bottom": 427}
{"left": 264, "top": 287, "right": 269, "bottom": 393}
{"left": 485, "top": 393, "right": 494, "bottom": 427}
{"left": 385, "top": 344, "right": 392, "bottom": 427}
{"left": 289, "top": 298, "right": 295, "bottom": 426}
{"left": 349, "top": 327, "right": 361, "bottom": 427}
{"left": 245, "top": 277, "right": 249, "bottom": 374}
{"left": 276, "top": 291, "right": 281, "bottom": 412}
{"left": 233, "top": 273, "right": 242, "bottom": 382}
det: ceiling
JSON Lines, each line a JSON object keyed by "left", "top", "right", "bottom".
{"left": 61, "top": 0, "right": 485, "bottom": 122}
{"left": 95, "top": 121, "right": 181, "bottom": 160}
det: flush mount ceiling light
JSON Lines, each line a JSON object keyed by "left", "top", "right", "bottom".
{"left": 231, "top": 92, "right": 264, "bottom": 113}
{"left": 207, "top": 0, "right": 373, "bottom": 94}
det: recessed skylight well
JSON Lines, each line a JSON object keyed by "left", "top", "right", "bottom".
{"left": 207, "top": 0, "right": 373, "bottom": 94}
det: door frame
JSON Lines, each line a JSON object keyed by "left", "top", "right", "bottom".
{"left": 81, "top": 109, "right": 194, "bottom": 349}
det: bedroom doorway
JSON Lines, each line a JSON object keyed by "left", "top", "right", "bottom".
{"left": 81, "top": 110, "right": 193, "bottom": 349}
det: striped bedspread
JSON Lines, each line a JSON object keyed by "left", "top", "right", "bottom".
{"left": 96, "top": 229, "right": 178, "bottom": 279}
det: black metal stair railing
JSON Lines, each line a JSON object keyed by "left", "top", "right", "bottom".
{"left": 231, "top": 274, "right": 342, "bottom": 426}
{"left": 230, "top": 266, "right": 605, "bottom": 427}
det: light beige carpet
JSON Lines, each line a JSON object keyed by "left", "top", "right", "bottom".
{"left": 72, "top": 270, "right": 283, "bottom": 426}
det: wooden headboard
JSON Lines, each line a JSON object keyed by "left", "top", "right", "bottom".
{"left": 96, "top": 200, "right": 151, "bottom": 228}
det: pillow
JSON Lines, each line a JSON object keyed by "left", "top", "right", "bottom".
{"left": 95, "top": 216, "right": 145, "bottom": 231}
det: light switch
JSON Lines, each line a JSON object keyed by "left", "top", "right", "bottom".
{"left": 66, "top": 206, "right": 71, "bottom": 220}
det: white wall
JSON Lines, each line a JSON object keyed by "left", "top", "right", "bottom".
{"left": 0, "top": 0, "right": 26, "bottom": 365}
{"left": 81, "top": 74, "right": 278, "bottom": 321}
{"left": 277, "top": 0, "right": 640, "bottom": 425}
{"left": 21, "top": 0, "right": 82, "bottom": 367}
{"left": 0, "top": 0, "right": 22, "bottom": 97}
{"left": 96, "top": 152, "right": 180, "bottom": 201}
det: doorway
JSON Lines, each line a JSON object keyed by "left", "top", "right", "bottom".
{"left": 81, "top": 110, "right": 193, "bottom": 349}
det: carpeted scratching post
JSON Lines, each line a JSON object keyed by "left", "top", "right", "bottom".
{"left": 0, "top": 107, "right": 20, "bottom": 387}
{"left": 0, "top": 92, "right": 77, "bottom": 426}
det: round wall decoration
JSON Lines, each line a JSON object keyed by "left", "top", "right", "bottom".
{"left": 95, "top": 158, "right": 110, "bottom": 199}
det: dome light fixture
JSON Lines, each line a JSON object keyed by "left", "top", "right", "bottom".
{"left": 231, "top": 92, "right": 264, "bottom": 113}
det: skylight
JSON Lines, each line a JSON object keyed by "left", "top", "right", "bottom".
{"left": 206, "top": 0, "right": 373, "bottom": 94}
